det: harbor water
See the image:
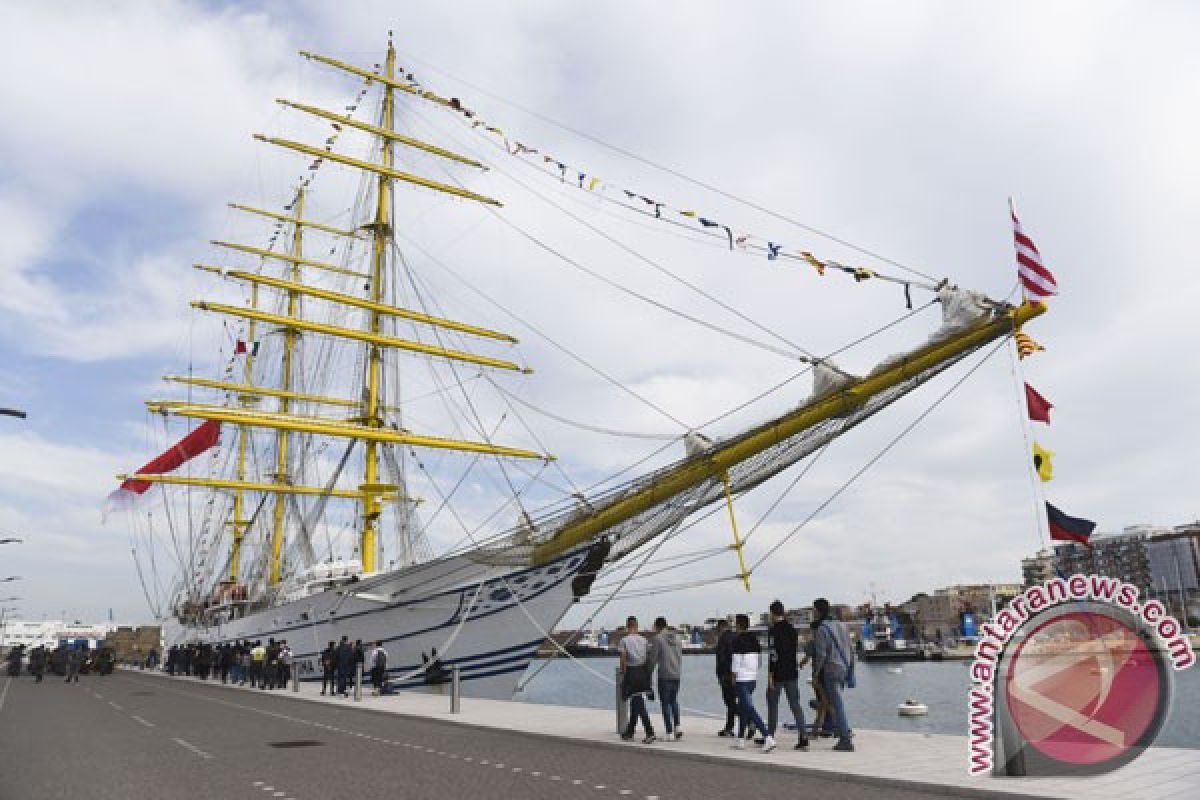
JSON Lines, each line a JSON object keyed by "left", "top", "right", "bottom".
{"left": 515, "top": 656, "right": 1200, "bottom": 749}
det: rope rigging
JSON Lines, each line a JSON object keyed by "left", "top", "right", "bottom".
{"left": 393, "top": 48, "right": 942, "bottom": 285}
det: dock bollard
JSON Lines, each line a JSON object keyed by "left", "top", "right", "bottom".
{"left": 450, "top": 666, "right": 461, "bottom": 714}
{"left": 354, "top": 662, "right": 363, "bottom": 702}
{"left": 615, "top": 666, "right": 628, "bottom": 735}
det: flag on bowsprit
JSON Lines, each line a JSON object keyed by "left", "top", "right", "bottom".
{"left": 1045, "top": 502, "right": 1096, "bottom": 547}
{"left": 1011, "top": 200, "right": 1058, "bottom": 302}
{"left": 1014, "top": 330, "right": 1045, "bottom": 359}
{"left": 1033, "top": 441, "right": 1054, "bottom": 481}
{"left": 1025, "top": 383, "right": 1053, "bottom": 423}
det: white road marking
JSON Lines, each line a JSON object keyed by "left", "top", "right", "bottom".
{"left": 109, "top": 701, "right": 124, "bottom": 710}
{"left": 131, "top": 715, "right": 155, "bottom": 728}
{"left": 0, "top": 678, "right": 11, "bottom": 716}
{"left": 252, "top": 782, "right": 263, "bottom": 787}
{"left": 171, "top": 737, "right": 213, "bottom": 760}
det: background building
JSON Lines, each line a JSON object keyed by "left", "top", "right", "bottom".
{"left": 1021, "top": 550, "right": 1056, "bottom": 587}
{"left": 1021, "top": 521, "right": 1200, "bottom": 628}
{"left": 903, "top": 583, "right": 1023, "bottom": 641}
{"left": 1053, "top": 528, "right": 1154, "bottom": 595}
{"left": 0, "top": 620, "right": 122, "bottom": 651}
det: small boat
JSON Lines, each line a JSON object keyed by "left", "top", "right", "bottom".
{"left": 897, "top": 699, "right": 928, "bottom": 716}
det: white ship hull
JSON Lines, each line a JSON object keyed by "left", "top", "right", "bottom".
{"left": 164, "top": 544, "right": 599, "bottom": 700}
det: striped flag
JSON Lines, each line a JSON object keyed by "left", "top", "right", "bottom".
{"left": 1014, "top": 330, "right": 1045, "bottom": 359}
{"left": 1011, "top": 200, "right": 1058, "bottom": 302}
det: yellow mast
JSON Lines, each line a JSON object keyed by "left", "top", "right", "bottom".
{"left": 359, "top": 42, "right": 397, "bottom": 575}
{"left": 268, "top": 189, "right": 305, "bottom": 586}
{"left": 229, "top": 282, "right": 259, "bottom": 583}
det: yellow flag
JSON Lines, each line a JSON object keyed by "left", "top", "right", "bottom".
{"left": 1033, "top": 441, "right": 1054, "bottom": 482}
{"left": 1015, "top": 330, "right": 1045, "bottom": 359}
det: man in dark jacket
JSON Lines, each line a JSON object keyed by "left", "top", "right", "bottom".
{"left": 335, "top": 636, "right": 354, "bottom": 697}
{"left": 766, "top": 600, "right": 809, "bottom": 750}
{"left": 714, "top": 619, "right": 739, "bottom": 736}
{"left": 320, "top": 642, "right": 336, "bottom": 696}
{"left": 264, "top": 639, "right": 279, "bottom": 690}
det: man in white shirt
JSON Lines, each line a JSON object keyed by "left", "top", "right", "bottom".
{"left": 617, "top": 616, "right": 656, "bottom": 743}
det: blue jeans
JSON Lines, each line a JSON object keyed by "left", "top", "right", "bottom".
{"left": 821, "top": 665, "right": 851, "bottom": 740}
{"left": 658, "top": 679, "right": 680, "bottom": 733}
{"left": 734, "top": 680, "right": 768, "bottom": 738}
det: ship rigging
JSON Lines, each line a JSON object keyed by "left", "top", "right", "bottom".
{"left": 110, "top": 37, "right": 1045, "bottom": 698}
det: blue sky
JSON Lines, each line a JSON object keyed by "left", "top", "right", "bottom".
{"left": 1, "top": 1, "right": 1198, "bottom": 628}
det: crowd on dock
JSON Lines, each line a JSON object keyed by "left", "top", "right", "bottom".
{"left": 165, "top": 639, "right": 295, "bottom": 689}
{"left": 617, "top": 597, "right": 856, "bottom": 753}
{"left": 4, "top": 643, "right": 119, "bottom": 682}
{"left": 164, "top": 636, "right": 391, "bottom": 698}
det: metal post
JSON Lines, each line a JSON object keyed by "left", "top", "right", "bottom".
{"left": 292, "top": 663, "right": 299, "bottom": 692}
{"left": 615, "top": 666, "right": 628, "bottom": 735}
{"left": 354, "top": 662, "right": 363, "bottom": 702}
{"left": 450, "top": 665, "right": 461, "bottom": 714}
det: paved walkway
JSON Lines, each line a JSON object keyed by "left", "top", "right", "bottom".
{"left": 0, "top": 671, "right": 976, "bottom": 800}
{"left": 122, "top": 668, "right": 1198, "bottom": 799}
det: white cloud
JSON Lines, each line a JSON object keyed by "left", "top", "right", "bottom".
{"left": 2, "top": 1, "right": 1198, "bottom": 628}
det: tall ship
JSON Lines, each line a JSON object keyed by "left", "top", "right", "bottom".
{"left": 108, "top": 39, "right": 1045, "bottom": 699}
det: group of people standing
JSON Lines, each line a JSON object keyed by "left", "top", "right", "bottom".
{"left": 618, "top": 597, "right": 856, "bottom": 754}
{"left": 165, "top": 639, "right": 294, "bottom": 689}
{"left": 6, "top": 644, "right": 109, "bottom": 681}
{"left": 317, "top": 637, "right": 388, "bottom": 697}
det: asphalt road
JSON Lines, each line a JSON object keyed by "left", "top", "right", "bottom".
{"left": 0, "top": 672, "right": 982, "bottom": 800}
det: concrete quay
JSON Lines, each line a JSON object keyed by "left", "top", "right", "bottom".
{"left": 2, "top": 668, "right": 1196, "bottom": 800}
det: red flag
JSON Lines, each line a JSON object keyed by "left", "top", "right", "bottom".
{"left": 119, "top": 421, "right": 221, "bottom": 494}
{"left": 1011, "top": 200, "right": 1058, "bottom": 302}
{"left": 1025, "top": 383, "right": 1053, "bottom": 424}
{"left": 234, "top": 339, "right": 248, "bottom": 355}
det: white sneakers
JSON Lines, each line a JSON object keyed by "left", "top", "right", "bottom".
{"left": 732, "top": 734, "right": 777, "bottom": 753}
